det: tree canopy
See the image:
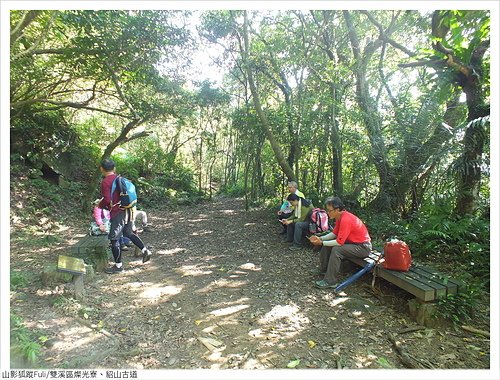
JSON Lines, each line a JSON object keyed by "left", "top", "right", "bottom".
{"left": 10, "top": 9, "right": 491, "bottom": 216}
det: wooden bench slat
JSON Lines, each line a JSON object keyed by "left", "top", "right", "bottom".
{"left": 372, "top": 266, "right": 437, "bottom": 301}
{"left": 410, "top": 265, "right": 457, "bottom": 296}
{"left": 345, "top": 252, "right": 458, "bottom": 301}
{"left": 394, "top": 267, "right": 448, "bottom": 299}
{"left": 414, "top": 264, "right": 464, "bottom": 292}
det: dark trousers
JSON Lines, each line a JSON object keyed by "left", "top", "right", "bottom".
{"left": 108, "top": 209, "right": 145, "bottom": 264}
{"left": 286, "top": 221, "right": 310, "bottom": 246}
{"left": 319, "top": 243, "right": 371, "bottom": 284}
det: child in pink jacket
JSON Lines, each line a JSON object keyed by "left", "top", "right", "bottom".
{"left": 91, "top": 201, "right": 132, "bottom": 249}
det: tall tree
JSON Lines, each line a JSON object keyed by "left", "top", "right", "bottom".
{"left": 399, "top": 10, "right": 490, "bottom": 215}
{"left": 241, "top": 11, "right": 296, "bottom": 181}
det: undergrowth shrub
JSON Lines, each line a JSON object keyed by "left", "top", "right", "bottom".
{"left": 435, "top": 284, "right": 483, "bottom": 324}
{"left": 10, "top": 314, "right": 41, "bottom": 367}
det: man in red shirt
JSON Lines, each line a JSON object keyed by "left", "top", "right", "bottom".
{"left": 309, "top": 197, "right": 372, "bottom": 289}
{"left": 98, "top": 159, "right": 152, "bottom": 274}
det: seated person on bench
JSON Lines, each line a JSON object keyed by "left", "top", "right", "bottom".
{"left": 309, "top": 196, "right": 372, "bottom": 289}
{"left": 281, "top": 193, "right": 314, "bottom": 251}
{"left": 277, "top": 181, "right": 304, "bottom": 235}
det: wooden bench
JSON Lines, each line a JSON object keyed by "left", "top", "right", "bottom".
{"left": 57, "top": 255, "right": 86, "bottom": 298}
{"left": 347, "top": 251, "right": 462, "bottom": 301}
{"left": 70, "top": 234, "right": 110, "bottom": 271}
{"left": 345, "top": 251, "right": 463, "bottom": 326}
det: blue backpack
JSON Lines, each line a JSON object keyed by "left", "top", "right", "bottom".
{"left": 111, "top": 175, "right": 137, "bottom": 209}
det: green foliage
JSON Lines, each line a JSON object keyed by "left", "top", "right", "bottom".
{"left": 10, "top": 271, "right": 28, "bottom": 291}
{"left": 435, "top": 285, "right": 482, "bottom": 324}
{"left": 110, "top": 153, "right": 141, "bottom": 180}
{"left": 10, "top": 314, "right": 42, "bottom": 367}
{"left": 364, "top": 204, "right": 489, "bottom": 290}
{"left": 219, "top": 182, "right": 247, "bottom": 197}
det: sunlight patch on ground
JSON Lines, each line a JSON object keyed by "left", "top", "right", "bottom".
{"left": 330, "top": 296, "right": 350, "bottom": 307}
{"left": 157, "top": 247, "right": 187, "bottom": 256}
{"left": 210, "top": 303, "right": 250, "bottom": 317}
{"left": 139, "top": 284, "right": 182, "bottom": 301}
{"left": 191, "top": 230, "right": 213, "bottom": 236}
{"left": 55, "top": 325, "right": 101, "bottom": 350}
{"left": 211, "top": 297, "right": 251, "bottom": 309}
{"left": 177, "top": 264, "right": 214, "bottom": 277}
{"left": 198, "top": 278, "right": 249, "bottom": 293}
{"left": 253, "top": 303, "right": 310, "bottom": 340}
{"left": 244, "top": 222, "right": 255, "bottom": 226}
{"left": 238, "top": 262, "right": 261, "bottom": 271}
{"left": 258, "top": 304, "right": 300, "bottom": 323}
{"left": 190, "top": 215, "right": 209, "bottom": 222}
{"left": 354, "top": 353, "right": 378, "bottom": 368}
{"left": 221, "top": 209, "right": 236, "bottom": 214}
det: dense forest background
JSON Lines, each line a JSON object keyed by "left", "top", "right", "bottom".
{"left": 10, "top": 9, "right": 491, "bottom": 320}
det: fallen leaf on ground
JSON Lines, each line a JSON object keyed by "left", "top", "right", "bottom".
{"left": 198, "top": 337, "right": 223, "bottom": 351}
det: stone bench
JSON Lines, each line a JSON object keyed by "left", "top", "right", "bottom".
{"left": 70, "top": 234, "right": 110, "bottom": 271}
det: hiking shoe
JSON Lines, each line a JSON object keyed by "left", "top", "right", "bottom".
{"left": 289, "top": 245, "right": 303, "bottom": 251}
{"left": 120, "top": 245, "right": 130, "bottom": 251}
{"left": 142, "top": 248, "right": 152, "bottom": 263}
{"left": 314, "top": 279, "right": 338, "bottom": 289}
{"left": 105, "top": 265, "right": 124, "bottom": 274}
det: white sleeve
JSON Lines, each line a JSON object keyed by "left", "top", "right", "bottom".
{"left": 322, "top": 239, "right": 341, "bottom": 247}
{"left": 320, "top": 232, "right": 337, "bottom": 241}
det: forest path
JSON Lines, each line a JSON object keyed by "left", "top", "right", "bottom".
{"left": 10, "top": 197, "right": 490, "bottom": 370}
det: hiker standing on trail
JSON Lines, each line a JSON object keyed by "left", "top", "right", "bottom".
{"left": 277, "top": 181, "right": 305, "bottom": 235}
{"left": 309, "top": 196, "right": 371, "bottom": 289}
{"left": 98, "top": 159, "right": 152, "bottom": 274}
{"left": 282, "top": 193, "right": 314, "bottom": 251}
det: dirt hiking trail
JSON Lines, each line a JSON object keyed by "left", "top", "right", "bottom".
{"left": 10, "top": 197, "right": 490, "bottom": 370}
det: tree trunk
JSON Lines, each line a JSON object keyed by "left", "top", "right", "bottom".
{"left": 343, "top": 11, "right": 393, "bottom": 211}
{"left": 242, "top": 11, "right": 296, "bottom": 182}
{"left": 454, "top": 51, "right": 490, "bottom": 215}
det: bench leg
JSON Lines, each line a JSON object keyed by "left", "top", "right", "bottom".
{"left": 73, "top": 275, "right": 85, "bottom": 299}
{"left": 408, "top": 299, "right": 449, "bottom": 328}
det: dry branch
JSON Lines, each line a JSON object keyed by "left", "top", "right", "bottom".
{"left": 461, "top": 325, "right": 490, "bottom": 338}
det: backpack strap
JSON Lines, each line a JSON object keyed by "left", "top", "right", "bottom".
{"left": 110, "top": 175, "right": 121, "bottom": 208}
{"left": 371, "top": 249, "right": 385, "bottom": 291}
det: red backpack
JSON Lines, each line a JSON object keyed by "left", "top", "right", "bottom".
{"left": 383, "top": 240, "right": 412, "bottom": 271}
{"left": 308, "top": 208, "right": 330, "bottom": 234}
